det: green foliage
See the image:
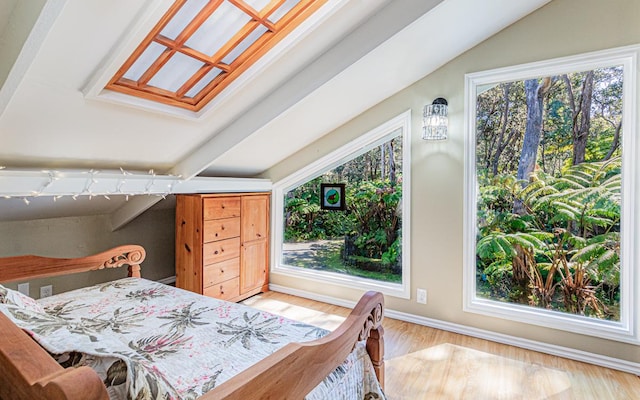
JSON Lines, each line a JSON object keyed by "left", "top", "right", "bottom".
{"left": 476, "top": 158, "right": 622, "bottom": 320}
{"left": 283, "top": 139, "right": 403, "bottom": 282}
{"left": 284, "top": 179, "right": 402, "bottom": 273}
{"left": 475, "top": 66, "right": 623, "bottom": 321}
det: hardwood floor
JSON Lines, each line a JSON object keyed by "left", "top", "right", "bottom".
{"left": 243, "top": 291, "right": 640, "bottom": 400}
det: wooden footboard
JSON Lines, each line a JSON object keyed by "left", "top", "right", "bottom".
{"left": 0, "top": 245, "right": 145, "bottom": 400}
{"left": 204, "top": 290, "right": 385, "bottom": 399}
{"left": 0, "top": 245, "right": 384, "bottom": 400}
{"left": 0, "top": 312, "right": 109, "bottom": 400}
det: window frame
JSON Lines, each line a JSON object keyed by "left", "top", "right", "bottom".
{"left": 272, "top": 110, "right": 411, "bottom": 299}
{"left": 105, "top": 0, "right": 329, "bottom": 112}
{"left": 463, "top": 45, "right": 639, "bottom": 343}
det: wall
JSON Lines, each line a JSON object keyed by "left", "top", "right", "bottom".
{"left": 264, "top": 0, "right": 640, "bottom": 363}
{"left": 0, "top": 207, "right": 175, "bottom": 297}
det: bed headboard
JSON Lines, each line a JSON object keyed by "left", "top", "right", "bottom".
{"left": 0, "top": 245, "right": 146, "bottom": 282}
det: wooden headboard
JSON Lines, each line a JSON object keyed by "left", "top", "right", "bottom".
{"left": 0, "top": 245, "right": 145, "bottom": 282}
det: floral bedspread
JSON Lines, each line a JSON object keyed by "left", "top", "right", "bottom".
{"left": 0, "top": 278, "right": 385, "bottom": 400}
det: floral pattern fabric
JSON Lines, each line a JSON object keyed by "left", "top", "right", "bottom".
{"left": 0, "top": 284, "right": 45, "bottom": 313}
{"left": 0, "top": 278, "right": 385, "bottom": 400}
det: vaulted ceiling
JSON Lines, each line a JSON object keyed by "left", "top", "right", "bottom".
{"left": 0, "top": 0, "right": 550, "bottom": 227}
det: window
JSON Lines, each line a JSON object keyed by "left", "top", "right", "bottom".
{"left": 464, "top": 45, "right": 639, "bottom": 343}
{"left": 273, "top": 111, "right": 411, "bottom": 298}
{"left": 106, "top": 0, "right": 328, "bottom": 111}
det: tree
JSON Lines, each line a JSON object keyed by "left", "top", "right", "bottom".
{"left": 514, "top": 77, "right": 552, "bottom": 214}
{"left": 491, "top": 83, "right": 513, "bottom": 176}
{"left": 562, "top": 71, "right": 594, "bottom": 165}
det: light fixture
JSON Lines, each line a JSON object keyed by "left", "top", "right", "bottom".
{"left": 422, "top": 97, "right": 448, "bottom": 140}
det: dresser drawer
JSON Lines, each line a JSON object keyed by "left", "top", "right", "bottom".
{"left": 204, "top": 277, "right": 240, "bottom": 301}
{"left": 203, "top": 217, "right": 240, "bottom": 243}
{"left": 203, "top": 257, "right": 240, "bottom": 287}
{"left": 204, "top": 197, "right": 241, "bottom": 220}
{"left": 203, "top": 237, "right": 241, "bottom": 264}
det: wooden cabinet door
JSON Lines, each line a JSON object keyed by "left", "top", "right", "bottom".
{"left": 241, "top": 195, "right": 269, "bottom": 243}
{"left": 240, "top": 239, "right": 268, "bottom": 293}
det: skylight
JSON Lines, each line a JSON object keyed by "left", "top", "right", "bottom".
{"left": 106, "top": 0, "right": 327, "bottom": 112}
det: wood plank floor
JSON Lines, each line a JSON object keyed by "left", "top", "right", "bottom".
{"left": 243, "top": 291, "right": 640, "bottom": 400}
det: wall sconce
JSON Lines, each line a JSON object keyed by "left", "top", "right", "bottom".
{"left": 422, "top": 97, "right": 448, "bottom": 140}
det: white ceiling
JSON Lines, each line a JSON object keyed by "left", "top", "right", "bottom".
{"left": 0, "top": 0, "right": 551, "bottom": 226}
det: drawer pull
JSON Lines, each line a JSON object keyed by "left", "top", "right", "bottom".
{"left": 214, "top": 250, "right": 219, "bottom": 255}
{"left": 220, "top": 269, "right": 224, "bottom": 273}
{"left": 256, "top": 233, "right": 261, "bottom": 238}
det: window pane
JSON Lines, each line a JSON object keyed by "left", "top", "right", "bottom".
{"left": 222, "top": 25, "right": 269, "bottom": 65}
{"left": 185, "top": 67, "right": 223, "bottom": 98}
{"left": 269, "top": 0, "right": 301, "bottom": 23}
{"left": 185, "top": 1, "right": 251, "bottom": 57}
{"left": 147, "top": 52, "right": 204, "bottom": 92}
{"left": 123, "top": 42, "right": 167, "bottom": 82}
{"left": 474, "top": 66, "right": 623, "bottom": 321}
{"left": 245, "top": 0, "right": 272, "bottom": 13}
{"left": 282, "top": 136, "right": 403, "bottom": 283}
{"left": 161, "top": 0, "right": 209, "bottom": 40}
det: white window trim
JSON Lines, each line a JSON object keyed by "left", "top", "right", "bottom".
{"left": 272, "top": 110, "right": 411, "bottom": 299}
{"left": 463, "top": 45, "right": 639, "bottom": 344}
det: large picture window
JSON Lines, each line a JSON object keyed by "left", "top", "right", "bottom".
{"left": 273, "top": 111, "right": 411, "bottom": 298}
{"left": 464, "top": 45, "right": 639, "bottom": 343}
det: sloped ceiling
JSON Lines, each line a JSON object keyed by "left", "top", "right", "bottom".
{"left": 0, "top": 0, "right": 550, "bottom": 227}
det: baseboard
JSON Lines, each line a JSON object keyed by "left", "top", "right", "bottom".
{"left": 269, "top": 284, "right": 640, "bottom": 376}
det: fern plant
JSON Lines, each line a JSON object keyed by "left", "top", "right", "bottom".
{"left": 477, "top": 158, "right": 621, "bottom": 319}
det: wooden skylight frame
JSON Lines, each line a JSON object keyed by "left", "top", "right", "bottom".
{"left": 106, "top": 0, "right": 328, "bottom": 112}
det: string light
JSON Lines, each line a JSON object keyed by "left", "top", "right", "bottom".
{"left": 0, "top": 167, "right": 184, "bottom": 204}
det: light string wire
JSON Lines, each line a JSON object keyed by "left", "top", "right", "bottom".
{"left": 0, "top": 167, "right": 182, "bottom": 205}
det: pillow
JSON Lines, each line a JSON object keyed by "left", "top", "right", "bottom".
{"left": 0, "top": 284, "right": 46, "bottom": 313}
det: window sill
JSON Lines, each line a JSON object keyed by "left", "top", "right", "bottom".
{"left": 273, "top": 264, "right": 410, "bottom": 299}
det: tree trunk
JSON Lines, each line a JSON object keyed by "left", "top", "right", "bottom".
{"left": 380, "top": 144, "right": 385, "bottom": 180}
{"left": 563, "top": 72, "right": 594, "bottom": 166}
{"left": 514, "top": 78, "right": 551, "bottom": 214}
{"left": 491, "top": 83, "right": 512, "bottom": 176}
{"left": 604, "top": 120, "right": 622, "bottom": 160}
{"left": 572, "top": 71, "right": 594, "bottom": 165}
{"left": 387, "top": 141, "right": 396, "bottom": 186}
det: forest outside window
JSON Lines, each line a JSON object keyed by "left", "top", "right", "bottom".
{"left": 463, "top": 45, "right": 639, "bottom": 343}
{"left": 273, "top": 111, "right": 411, "bottom": 298}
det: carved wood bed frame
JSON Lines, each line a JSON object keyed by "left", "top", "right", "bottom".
{"left": 0, "top": 245, "right": 384, "bottom": 400}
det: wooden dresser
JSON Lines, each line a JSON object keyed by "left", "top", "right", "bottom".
{"left": 175, "top": 193, "right": 269, "bottom": 302}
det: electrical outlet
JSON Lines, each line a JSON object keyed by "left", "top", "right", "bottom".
{"left": 40, "top": 285, "right": 53, "bottom": 298}
{"left": 417, "top": 288, "right": 427, "bottom": 304}
{"left": 17, "top": 283, "right": 29, "bottom": 296}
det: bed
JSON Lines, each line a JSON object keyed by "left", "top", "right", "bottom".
{"left": 0, "top": 245, "right": 385, "bottom": 400}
